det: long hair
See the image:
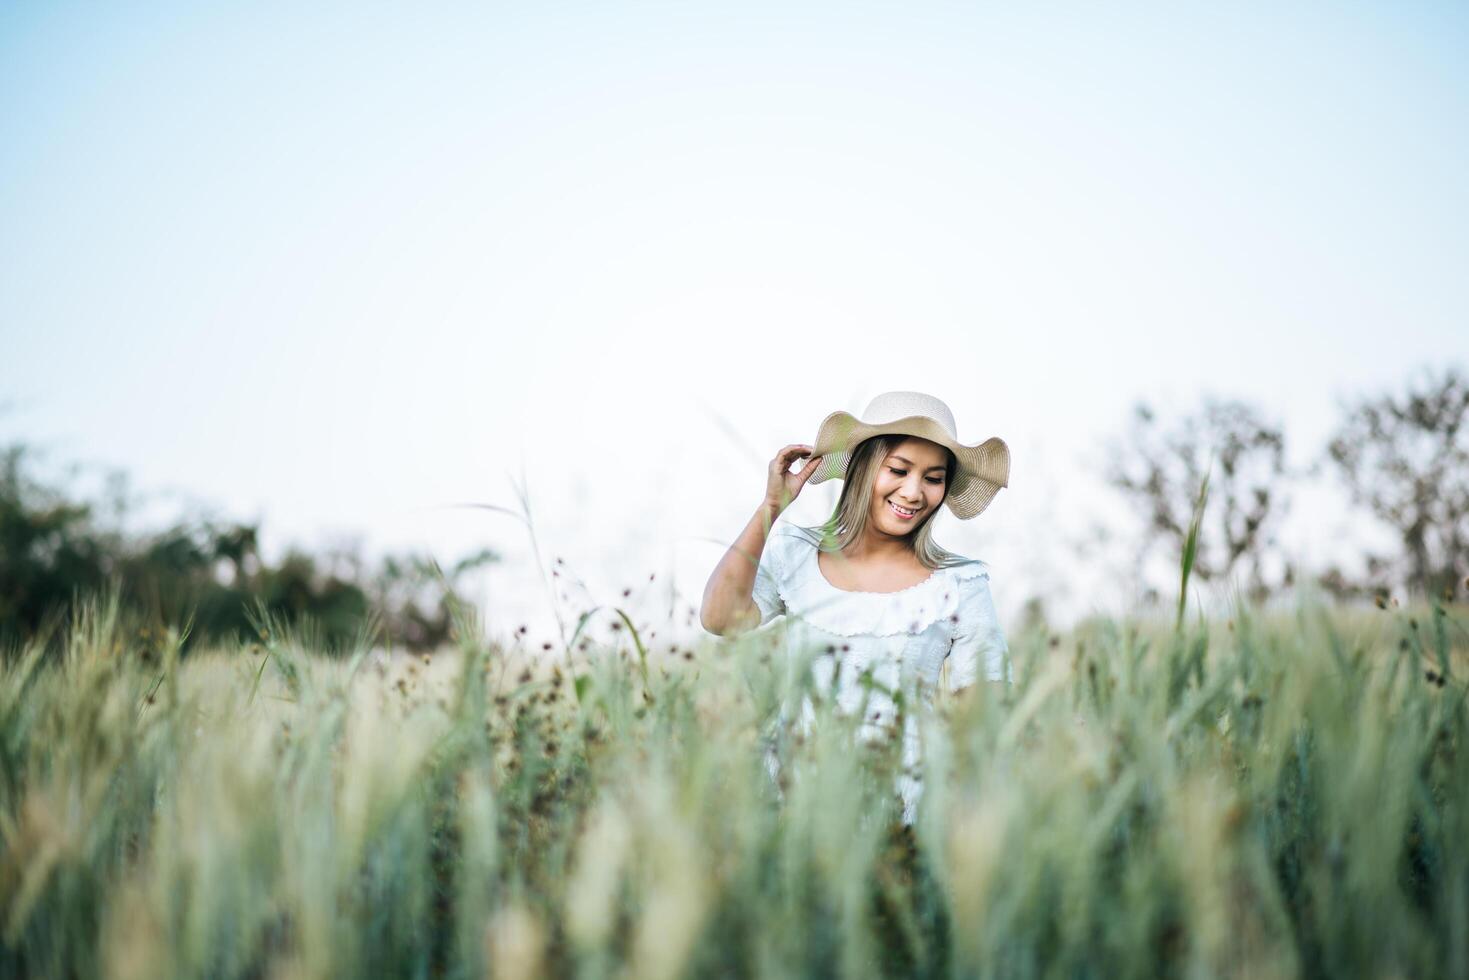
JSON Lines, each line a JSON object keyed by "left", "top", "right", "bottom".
{"left": 793, "top": 434, "right": 976, "bottom": 571}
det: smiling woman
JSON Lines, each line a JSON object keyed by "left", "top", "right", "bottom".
{"left": 699, "top": 390, "right": 1012, "bottom": 823}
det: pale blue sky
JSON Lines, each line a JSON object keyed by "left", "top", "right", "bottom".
{"left": 3, "top": 1, "right": 1466, "bottom": 638}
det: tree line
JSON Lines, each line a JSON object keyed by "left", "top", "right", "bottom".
{"left": 1105, "top": 365, "right": 1467, "bottom": 606}
{"left": 0, "top": 443, "right": 495, "bottom": 653}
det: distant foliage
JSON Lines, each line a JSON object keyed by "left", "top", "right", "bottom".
{"left": 1327, "top": 366, "right": 1469, "bottom": 601}
{"left": 1107, "top": 398, "right": 1290, "bottom": 602}
{"left": 0, "top": 445, "right": 113, "bottom": 640}
{"left": 0, "top": 443, "right": 492, "bottom": 652}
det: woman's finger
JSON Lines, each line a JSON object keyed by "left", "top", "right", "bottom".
{"left": 776, "top": 445, "right": 812, "bottom": 468}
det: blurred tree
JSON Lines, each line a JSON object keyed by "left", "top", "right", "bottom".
{"left": 368, "top": 548, "right": 500, "bottom": 650}
{"left": 0, "top": 440, "right": 499, "bottom": 653}
{"left": 0, "top": 445, "right": 110, "bottom": 642}
{"left": 211, "top": 523, "right": 259, "bottom": 585}
{"left": 1106, "top": 398, "right": 1290, "bottom": 602}
{"left": 1326, "top": 366, "right": 1469, "bottom": 600}
{"left": 255, "top": 550, "right": 371, "bottom": 647}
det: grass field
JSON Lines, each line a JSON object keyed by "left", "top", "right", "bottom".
{"left": 1, "top": 594, "right": 1466, "bottom": 979}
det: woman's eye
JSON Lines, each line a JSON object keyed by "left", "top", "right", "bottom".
{"left": 891, "top": 467, "right": 944, "bottom": 485}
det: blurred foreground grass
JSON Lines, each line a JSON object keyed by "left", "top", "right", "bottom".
{"left": 1, "top": 596, "right": 1466, "bottom": 979}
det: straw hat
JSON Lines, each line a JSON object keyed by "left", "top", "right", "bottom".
{"left": 809, "top": 391, "right": 1010, "bottom": 520}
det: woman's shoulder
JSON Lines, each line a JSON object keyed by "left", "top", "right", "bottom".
{"left": 936, "top": 553, "right": 991, "bottom": 584}
{"left": 762, "top": 522, "right": 819, "bottom": 574}
{"left": 769, "top": 522, "right": 822, "bottom": 554}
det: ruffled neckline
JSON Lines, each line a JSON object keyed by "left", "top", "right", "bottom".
{"left": 777, "top": 528, "right": 989, "bottom": 638}
{"left": 812, "top": 554, "right": 941, "bottom": 598}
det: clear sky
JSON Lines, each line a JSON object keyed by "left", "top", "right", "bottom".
{"left": 3, "top": 1, "right": 1466, "bottom": 642}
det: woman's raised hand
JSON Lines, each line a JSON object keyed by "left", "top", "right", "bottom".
{"left": 764, "top": 445, "right": 823, "bottom": 516}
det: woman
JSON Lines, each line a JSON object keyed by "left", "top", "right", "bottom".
{"left": 700, "top": 390, "right": 1011, "bottom": 823}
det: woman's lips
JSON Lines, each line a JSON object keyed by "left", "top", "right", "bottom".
{"left": 888, "top": 500, "right": 918, "bottom": 520}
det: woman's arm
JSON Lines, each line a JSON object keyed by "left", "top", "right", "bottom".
{"left": 700, "top": 444, "right": 822, "bottom": 637}
{"left": 699, "top": 501, "right": 783, "bottom": 636}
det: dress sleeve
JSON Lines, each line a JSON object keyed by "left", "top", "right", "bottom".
{"left": 750, "top": 529, "right": 788, "bottom": 628}
{"left": 947, "top": 571, "right": 1009, "bottom": 690}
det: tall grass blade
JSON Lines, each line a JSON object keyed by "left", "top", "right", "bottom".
{"left": 1177, "top": 467, "right": 1211, "bottom": 631}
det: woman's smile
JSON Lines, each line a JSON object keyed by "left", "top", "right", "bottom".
{"left": 887, "top": 500, "right": 919, "bottom": 520}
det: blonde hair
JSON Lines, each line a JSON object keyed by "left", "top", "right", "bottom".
{"left": 793, "top": 434, "right": 975, "bottom": 571}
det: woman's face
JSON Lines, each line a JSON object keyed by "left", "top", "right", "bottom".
{"left": 866, "top": 436, "right": 950, "bottom": 536}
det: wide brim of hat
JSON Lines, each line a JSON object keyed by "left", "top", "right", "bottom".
{"left": 808, "top": 410, "right": 1010, "bottom": 520}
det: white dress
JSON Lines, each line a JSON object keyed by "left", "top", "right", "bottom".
{"left": 749, "top": 522, "right": 1010, "bottom": 824}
